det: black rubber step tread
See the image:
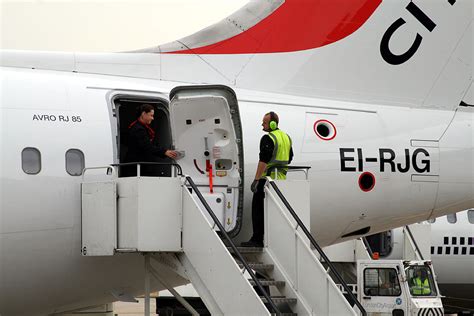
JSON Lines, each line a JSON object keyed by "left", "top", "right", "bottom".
{"left": 270, "top": 313, "right": 297, "bottom": 316}
{"left": 260, "top": 296, "right": 297, "bottom": 304}
{"left": 228, "top": 246, "right": 263, "bottom": 253}
{"left": 238, "top": 262, "right": 274, "bottom": 270}
{"left": 249, "top": 279, "right": 285, "bottom": 287}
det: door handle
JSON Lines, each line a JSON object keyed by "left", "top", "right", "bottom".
{"left": 363, "top": 296, "right": 371, "bottom": 300}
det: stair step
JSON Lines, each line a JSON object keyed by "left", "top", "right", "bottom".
{"left": 249, "top": 279, "right": 285, "bottom": 287}
{"left": 260, "top": 296, "right": 297, "bottom": 304}
{"left": 228, "top": 246, "right": 263, "bottom": 253}
{"left": 238, "top": 263, "right": 274, "bottom": 271}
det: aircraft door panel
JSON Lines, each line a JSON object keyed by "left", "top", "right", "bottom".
{"left": 301, "top": 111, "right": 344, "bottom": 154}
{"left": 169, "top": 85, "right": 243, "bottom": 235}
{"left": 434, "top": 107, "right": 474, "bottom": 216}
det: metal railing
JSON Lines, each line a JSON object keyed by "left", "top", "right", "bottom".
{"left": 361, "top": 237, "right": 375, "bottom": 259}
{"left": 111, "top": 162, "right": 183, "bottom": 177}
{"left": 82, "top": 162, "right": 183, "bottom": 180}
{"left": 404, "top": 225, "right": 424, "bottom": 260}
{"left": 268, "top": 180, "right": 367, "bottom": 316}
{"left": 185, "top": 176, "right": 281, "bottom": 315}
{"left": 268, "top": 165, "right": 312, "bottom": 180}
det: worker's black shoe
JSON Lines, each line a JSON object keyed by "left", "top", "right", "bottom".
{"left": 240, "top": 240, "right": 263, "bottom": 247}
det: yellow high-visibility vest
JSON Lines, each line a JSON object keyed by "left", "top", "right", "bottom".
{"left": 412, "top": 277, "right": 431, "bottom": 295}
{"left": 264, "top": 129, "right": 292, "bottom": 180}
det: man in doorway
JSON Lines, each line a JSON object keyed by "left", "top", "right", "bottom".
{"left": 241, "top": 111, "right": 293, "bottom": 247}
{"left": 123, "top": 104, "right": 177, "bottom": 176}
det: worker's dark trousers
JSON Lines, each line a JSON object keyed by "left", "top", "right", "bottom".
{"left": 251, "top": 179, "right": 267, "bottom": 242}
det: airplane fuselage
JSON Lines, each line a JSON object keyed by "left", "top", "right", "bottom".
{"left": 0, "top": 64, "right": 472, "bottom": 315}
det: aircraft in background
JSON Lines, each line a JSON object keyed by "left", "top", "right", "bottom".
{"left": 366, "top": 210, "right": 474, "bottom": 312}
{"left": 428, "top": 210, "right": 474, "bottom": 313}
{"left": 0, "top": 0, "right": 472, "bottom": 315}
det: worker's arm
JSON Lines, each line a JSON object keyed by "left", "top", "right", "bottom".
{"left": 254, "top": 161, "right": 267, "bottom": 180}
{"left": 255, "top": 135, "right": 273, "bottom": 179}
{"left": 251, "top": 135, "right": 273, "bottom": 192}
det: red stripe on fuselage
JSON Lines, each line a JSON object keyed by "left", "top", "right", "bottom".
{"left": 169, "top": 0, "right": 382, "bottom": 54}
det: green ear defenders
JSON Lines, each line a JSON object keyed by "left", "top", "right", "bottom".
{"left": 269, "top": 111, "right": 278, "bottom": 131}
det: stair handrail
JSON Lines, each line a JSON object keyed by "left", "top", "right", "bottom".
{"left": 404, "top": 225, "right": 424, "bottom": 260}
{"left": 267, "top": 180, "right": 367, "bottom": 316}
{"left": 185, "top": 176, "right": 281, "bottom": 315}
{"left": 361, "top": 237, "right": 375, "bottom": 259}
{"left": 267, "top": 166, "right": 312, "bottom": 181}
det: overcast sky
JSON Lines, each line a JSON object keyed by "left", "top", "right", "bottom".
{"left": 0, "top": 0, "right": 248, "bottom": 52}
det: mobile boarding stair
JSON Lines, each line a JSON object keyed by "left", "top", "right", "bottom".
{"left": 81, "top": 163, "right": 366, "bottom": 315}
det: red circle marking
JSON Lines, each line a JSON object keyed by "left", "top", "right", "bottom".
{"left": 359, "top": 172, "right": 376, "bottom": 192}
{"left": 313, "top": 119, "right": 337, "bottom": 141}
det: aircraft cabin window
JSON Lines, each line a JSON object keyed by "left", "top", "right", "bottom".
{"left": 66, "top": 149, "right": 85, "bottom": 176}
{"left": 447, "top": 213, "right": 457, "bottom": 224}
{"left": 22, "top": 147, "right": 41, "bottom": 175}
{"left": 468, "top": 210, "right": 474, "bottom": 224}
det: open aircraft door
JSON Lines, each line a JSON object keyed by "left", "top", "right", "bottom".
{"left": 169, "top": 85, "right": 244, "bottom": 236}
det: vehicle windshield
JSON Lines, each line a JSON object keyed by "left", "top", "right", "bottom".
{"left": 406, "top": 265, "right": 437, "bottom": 296}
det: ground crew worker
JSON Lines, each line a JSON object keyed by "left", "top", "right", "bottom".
{"left": 411, "top": 269, "right": 431, "bottom": 295}
{"left": 241, "top": 111, "right": 293, "bottom": 247}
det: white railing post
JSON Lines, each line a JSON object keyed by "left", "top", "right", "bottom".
{"left": 144, "top": 255, "right": 151, "bottom": 316}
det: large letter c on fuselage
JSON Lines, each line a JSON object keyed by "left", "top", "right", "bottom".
{"left": 380, "top": 18, "right": 423, "bottom": 65}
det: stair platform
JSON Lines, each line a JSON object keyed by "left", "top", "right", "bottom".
{"left": 227, "top": 246, "right": 263, "bottom": 253}
{"left": 238, "top": 262, "right": 274, "bottom": 271}
{"left": 261, "top": 296, "right": 297, "bottom": 304}
{"left": 249, "top": 279, "right": 285, "bottom": 287}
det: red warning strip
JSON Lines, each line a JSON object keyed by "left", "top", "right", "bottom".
{"left": 169, "top": 0, "right": 381, "bottom": 54}
{"left": 208, "top": 164, "right": 213, "bottom": 194}
{"left": 206, "top": 160, "right": 214, "bottom": 193}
